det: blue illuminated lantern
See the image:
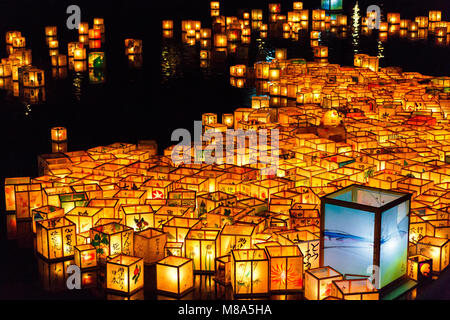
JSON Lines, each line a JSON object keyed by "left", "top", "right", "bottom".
{"left": 321, "top": 0, "right": 343, "bottom": 11}
{"left": 320, "top": 184, "right": 411, "bottom": 291}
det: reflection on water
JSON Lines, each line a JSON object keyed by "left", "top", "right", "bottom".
{"left": 72, "top": 72, "right": 84, "bottom": 101}
{"left": 352, "top": 2, "right": 361, "bottom": 54}
{"left": 161, "top": 40, "right": 181, "bottom": 83}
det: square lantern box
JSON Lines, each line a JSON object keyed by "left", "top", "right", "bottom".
{"left": 215, "top": 254, "right": 232, "bottom": 286}
{"left": 88, "top": 198, "right": 120, "bottom": 219}
{"left": 121, "top": 205, "right": 154, "bottom": 232}
{"left": 36, "top": 217, "right": 76, "bottom": 261}
{"left": 162, "top": 217, "right": 200, "bottom": 244}
{"left": 74, "top": 244, "right": 97, "bottom": 269}
{"left": 134, "top": 228, "right": 167, "bottom": 264}
{"left": 230, "top": 249, "right": 269, "bottom": 297}
{"left": 165, "top": 242, "right": 184, "bottom": 257}
{"left": 416, "top": 236, "right": 450, "bottom": 273}
{"left": 167, "top": 189, "right": 196, "bottom": 208}
{"left": 4, "top": 177, "right": 31, "bottom": 211}
{"left": 32, "top": 205, "right": 65, "bottom": 233}
{"left": 106, "top": 254, "right": 144, "bottom": 295}
{"left": 321, "top": 185, "right": 411, "bottom": 291}
{"left": 185, "top": 229, "right": 220, "bottom": 273}
{"left": 90, "top": 223, "right": 134, "bottom": 263}
{"left": 156, "top": 256, "right": 194, "bottom": 297}
{"left": 277, "top": 230, "right": 321, "bottom": 271}
{"left": 66, "top": 207, "right": 104, "bottom": 233}
{"left": 407, "top": 255, "right": 433, "bottom": 282}
{"left": 304, "top": 266, "right": 343, "bottom": 300}
{"left": 330, "top": 279, "right": 379, "bottom": 300}
{"left": 197, "top": 191, "right": 237, "bottom": 216}
{"left": 58, "top": 192, "right": 89, "bottom": 212}
{"left": 220, "top": 224, "right": 255, "bottom": 256}
{"left": 14, "top": 183, "right": 43, "bottom": 220}
{"left": 266, "top": 245, "right": 304, "bottom": 293}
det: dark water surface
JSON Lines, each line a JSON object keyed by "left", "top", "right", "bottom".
{"left": 0, "top": 0, "right": 449, "bottom": 299}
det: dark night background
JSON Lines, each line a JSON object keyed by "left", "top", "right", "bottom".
{"left": 0, "top": 0, "right": 449, "bottom": 300}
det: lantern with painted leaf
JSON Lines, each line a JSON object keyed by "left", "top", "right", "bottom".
{"left": 330, "top": 279, "right": 379, "bottom": 300}
{"left": 32, "top": 205, "right": 64, "bottom": 233}
{"left": 267, "top": 245, "right": 303, "bottom": 292}
{"left": 185, "top": 229, "right": 220, "bottom": 272}
{"left": 90, "top": 223, "right": 134, "bottom": 263}
{"left": 407, "top": 255, "right": 432, "bottom": 282}
{"left": 107, "top": 254, "right": 144, "bottom": 294}
{"left": 78, "top": 22, "right": 89, "bottom": 35}
{"left": 74, "top": 244, "right": 97, "bottom": 269}
{"left": 156, "top": 256, "right": 194, "bottom": 297}
{"left": 51, "top": 54, "right": 67, "bottom": 68}
{"left": 231, "top": 249, "right": 269, "bottom": 297}
{"left": 417, "top": 236, "right": 450, "bottom": 273}
{"left": 134, "top": 228, "right": 166, "bottom": 264}
{"left": 36, "top": 217, "right": 76, "bottom": 260}
{"left": 304, "top": 266, "right": 343, "bottom": 300}
{"left": 321, "top": 185, "right": 411, "bottom": 290}
{"left": 88, "top": 52, "right": 105, "bottom": 69}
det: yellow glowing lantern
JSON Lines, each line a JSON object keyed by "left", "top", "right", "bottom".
{"left": 45, "top": 26, "right": 57, "bottom": 37}
{"left": 275, "top": 48, "right": 287, "bottom": 60}
{"left": 74, "top": 244, "right": 97, "bottom": 269}
{"left": 321, "top": 109, "right": 341, "bottom": 126}
{"left": 185, "top": 229, "right": 220, "bottom": 272}
{"left": 436, "top": 27, "right": 447, "bottom": 37}
{"left": 36, "top": 217, "right": 76, "bottom": 260}
{"left": 14, "top": 183, "right": 43, "bottom": 219}
{"left": 429, "top": 11, "right": 442, "bottom": 22}
{"left": 78, "top": 22, "right": 89, "bottom": 35}
{"left": 73, "top": 47, "right": 86, "bottom": 60}
{"left": 220, "top": 224, "right": 255, "bottom": 256}
{"left": 157, "top": 256, "right": 194, "bottom": 297}
{"left": 50, "top": 54, "right": 67, "bottom": 67}
{"left": 266, "top": 245, "right": 303, "bottom": 292}
{"left": 407, "top": 255, "right": 432, "bottom": 282}
{"left": 252, "top": 9, "right": 263, "bottom": 21}
{"left": 231, "top": 249, "right": 269, "bottom": 297}
{"left": 222, "top": 113, "right": 234, "bottom": 128}
{"left": 312, "top": 9, "right": 325, "bottom": 21}
{"left": 417, "top": 236, "right": 450, "bottom": 273}
{"left": 90, "top": 223, "right": 134, "bottom": 262}
{"left": 88, "top": 29, "right": 101, "bottom": 40}
{"left": 165, "top": 242, "right": 184, "bottom": 257}
{"left": 162, "top": 20, "right": 173, "bottom": 30}
{"left": 107, "top": 254, "right": 144, "bottom": 294}
{"left": 211, "top": 1, "right": 220, "bottom": 10}
{"left": 51, "top": 127, "right": 67, "bottom": 142}
{"left": 214, "top": 34, "right": 227, "bottom": 47}
{"left": 122, "top": 205, "right": 154, "bottom": 232}
{"left": 125, "top": 39, "right": 143, "bottom": 55}
{"left": 5, "top": 177, "right": 31, "bottom": 211}
{"left": 66, "top": 207, "right": 104, "bottom": 233}
{"left": 134, "top": 228, "right": 167, "bottom": 264}
{"left": 73, "top": 60, "right": 87, "bottom": 72}
{"left": 202, "top": 113, "right": 217, "bottom": 126}
{"left": 6, "top": 31, "right": 21, "bottom": 45}
{"left": 313, "top": 46, "right": 328, "bottom": 58}
{"left": 304, "top": 266, "right": 343, "bottom": 300}
{"left": 293, "top": 2, "right": 303, "bottom": 11}
{"left": 415, "top": 16, "right": 429, "bottom": 28}
{"left": 331, "top": 279, "right": 379, "bottom": 300}
{"left": 67, "top": 42, "right": 83, "bottom": 57}
{"left": 408, "top": 22, "right": 418, "bottom": 32}
{"left": 379, "top": 22, "right": 389, "bottom": 32}
{"left": 387, "top": 13, "right": 401, "bottom": 25}
{"left": 0, "top": 64, "right": 12, "bottom": 77}
{"left": 215, "top": 254, "right": 232, "bottom": 285}
{"left": 269, "top": 68, "right": 280, "bottom": 81}
{"left": 269, "top": 3, "right": 281, "bottom": 13}
{"left": 32, "top": 205, "right": 64, "bottom": 233}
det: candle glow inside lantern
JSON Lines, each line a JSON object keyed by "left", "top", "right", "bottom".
{"left": 231, "top": 249, "right": 269, "bottom": 297}
{"left": 134, "top": 228, "right": 167, "bottom": 264}
{"left": 73, "top": 48, "right": 87, "bottom": 61}
{"left": 51, "top": 127, "right": 67, "bottom": 142}
{"left": 156, "top": 256, "right": 194, "bottom": 297}
{"left": 407, "top": 254, "right": 432, "bottom": 282}
{"left": 78, "top": 22, "right": 89, "bottom": 35}
{"left": 185, "top": 229, "right": 220, "bottom": 272}
{"left": 314, "top": 46, "right": 328, "bottom": 58}
{"left": 90, "top": 223, "right": 134, "bottom": 262}
{"left": 214, "top": 34, "right": 227, "bottom": 48}
{"left": 321, "top": 185, "right": 411, "bottom": 290}
{"left": 74, "top": 244, "right": 97, "bottom": 269}
{"left": 107, "top": 254, "right": 144, "bottom": 294}
{"left": 416, "top": 236, "right": 450, "bottom": 273}
{"left": 23, "top": 68, "right": 45, "bottom": 87}
{"left": 162, "top": 20, "right": 174, "bottom": 30}
{"left": 222, "top": 113, "right": 234, "bottom": 128}
{"left": 304, "top": 266, "right": 343, "bottom": 300}
{"left": 32, "top": 205, "right": 64, "bottom": 233}
{"left": 6, "top": 31, "right": 21, "bottom": 45}
{"left": 36, "top": 217, "right": 76, "bottom": 260}
{"left": 330, "top": 278, "right": 379, "bottom": 300}
{"left": 266, "top": 245, "right": 303, "bottom": 292}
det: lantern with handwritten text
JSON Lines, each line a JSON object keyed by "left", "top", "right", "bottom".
{"left": 134, "top": 228, "right": 167, "bottom": 264}
{"left": 36, "top": 217, "right": 76, "bottom": 260}
{"left": 107, "top": 254, "right": 144, "bottom": 294}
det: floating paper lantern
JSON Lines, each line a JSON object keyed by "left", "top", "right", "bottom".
{"left": 321, "top": 185, "right": 411, "bottom": 290}
{"left": 313, "top": 46, "right": 328, "bottom": 58}
{"left": 210, "top": 2, "right": 220, "bottom": 10}
{"left": 293, "top": 2, "right": 303, "bottom": 11}
{"left": 214, "top": 34, "right": 227, "bottom": 48}
{"left": 51, "top": 127, "right": 67, "bottom": 143}
{"left": 73, "top": 48, "right": 87, "bottom": 60}
{"left": 215, "top": 254, "right": 232, "bottom": 285}
{"left": 88, "top": 29, "right": 101, "bottom": 40}
{"left": 88, "top": 52, "right": 105, "bottom": 69}
{"left": 90, "top": 223, "right": 134, "bottom": 263}
{"left": 252, "top": 9, "right": 263, "bottom": 21}
{"left": 0, "top": 64, "right": 12, "bottom": 77}
{"left": 107, "top": 254, "right": 144, "bottom": 294}
{"left": 222, "top": 114, "right": 234, "bottom": 128}
{"left": 66, "top": 207, "right": 104, "bottom": 233}
{"left": 78, "top": 22, "right": 89, "bottom": 35}
{"left": 429, "top": 11, "right": 442, "bottom": 22}
{"left": 5, "top": 177, "right": 30, "bottom": 211}
{"left": 14, "top": 183, "right": 43, "bottom": 219}
{"left": 45, "top": 26, "right": 57, "bottom": 37}
{"left": 134, "top": 228, "right": 166, "bottom": 264}
{"left": 330, "top": 279, "right": 379, "bottom": 300}
{"left": 407, "top": 254, "right": 432, "bottom": 282}
{"left": 156, "top": 256, "right": 194, "bottom": 297}
{"left": 387, "top": 13, "right": 401, "bottom": 25}
{"left": 12, "top": 36, "right": 26, "bottom": 49}
{"left": 269, "top": 3, "right": 281, "bottom": 13}
{"left": 266, "top": 245, "right": 303, "bottom": 292}
{"left": 50, "top": 54, "right": 67, "bottom": 68}
{"left": 415, "top": 16, "right": 429, "bottom": 28}
{"left": 74, "top": 244, "right": 97, "bottom": 269}
{"left": 185, "top": 229, "right": 220, "bottom": 272}
{"left": 165, "top": 242, "right": 184, "bottom": 257}
{"left": 32, "top": 205, "right": 64, "bottom": 233}
{"left": 36, "top": 217, "right": 76, "bottom": 260}
{"left": 312, "top": 9, "right": 325, "bottom": 21}
{"left": 6, "top": 31, "right": 21, "bottom": 45}
{"left": 231, "top": 249, "right": 269, "bottom": 297}
{"left": 416, "top": 236, "right": 450, "bottom": 273}
{"left": 275, "top": 48, "right": 287, "bottom": 60}
{"left": 125, "top": 39, "right": 143, "bottom": 55}
{"left": 304, "top": 266, "right": 343, "bottom": 300}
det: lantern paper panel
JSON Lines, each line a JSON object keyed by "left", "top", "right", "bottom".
{"left": 156, "top": 256, "right": 194, "bottom": 297}
{"left": 304, "top": 266, "right": 343, "bottom": 300}
{"left": 407, "top": 254, "right": 432, "bottom": 282}
{"left": 267, "top": 245, "right": 303, "bottom": 292}
{"left": 106, "top": 254, "right": 144, "bottom": 294}
{"left": 74, "top": 244, "right": 97, "bottom": 269}
{"left": 330, "top": 279, "right": 379, "bottom": 300}
{"left": 90, "top": 223, "right": 134, "bottom": 263}
{"left": 416, "top": 236, "right": 450, "bottom": 273}
{"left": 231, "top": 249, "right": 269, "bottom": 297}
{"left": 134, "top": 228, "right": 167, "bottom": 264}
{"left": 36, "top": 217, "right": 76, "bottom": 260}
{"left": 185, "top": 229, "right": 220, "bottom": 272}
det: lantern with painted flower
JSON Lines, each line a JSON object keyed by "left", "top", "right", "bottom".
{"left": 185, "top": 229, "right": 220, "bottom": 272}
{"left": 36, "top": 217, "right": 76, "bottom": 260}
{"left": 107, "top": 254, "right": 144, "bottom": 294}
{"left": 156, "top": 256, "right": 194, "bottom": 297}
{"left": 304, "top": 266, "right": 343, "bottom": 300}
{"left": 74, "top": 244, "right": 97, "bottom": 269}
{"left": 90, "top": 223, "right": 134, "bottom": 263}
{"left": 121, "top": 204, "right": 154, "bottom": 232}
{"left": 231, "top": 249, "right": 269, "bottom": 297}
{"left": 267, "top": 245, "right": 303, "bottom": 292}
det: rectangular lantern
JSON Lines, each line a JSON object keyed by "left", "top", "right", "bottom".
{"left": 78, "top": 22, "right": 89, "bottom": 35}
{"left": 156, "top": 256, "right": 194, "bottom": 297}
{"left": 36, "top": 217, "right": 76, "bottom": 260}
{"left": 5, "top": 177, "right": 30, "bottom": 211}
{"left": 121, "top": 205, "right": 154, "bottom": 231}
{"left": 23, "top": 68, "right": 45, "bottom": 87}
{"left": 214, "top": 34, "right": 227, "bottom": 48}
{"left": 14, "top": 183, "right": 43, "bottom": 219}
{"left": 416, "top": 236, "right": 450, "bottom": 273}
{"left": 407, "top": 254, "right": 433, "bottom": 282}
{"left": 107, "top": 254, "right": 144, "bottom": 294}
{"left": 90, "top": 223, "right": 134, "bottom": 263}
{"left": 32, "top": 205, "right": 64, "bottom": 233}
{"left": 185, "top": 229, "right": 220, "bottom": 272}
{"left": 134, "top": 228, "right": 167, "bottom": 264}
{"left": 321, "top": 185, "right": 411, "bottom": 290}
{"left": 50, "top": 54, "right": 67, "bottom": 68}
{"left": 220, "top": 224, "right": 255, "bottom": 256}
{"left": 50, "top": 127, "right": 67, "bottom": 142}
{"left": 331, "top": 278, "right": 379, "bottom": 300}
{"left": 74, "top": 244, "right": 97, "bottom": 269}
{"left": 215, "top": 254, "right": 232, "bottom": 285}
{"left": 267, "top": 245, "right": 303, "bottom": 292}
{"left": 304, "top": 266, "right": 343, "bottom": 300}
{"left": 73, "top": 48, "right": 87, "bottom": 60}
{"left": 231, "top": 249, "right": 269, "bottom": 297}
{"left": 162, "top": 20, "right": 173, "bottom": 30}
{"left": 66, "top": 207, "right": 104, "bottom": 233}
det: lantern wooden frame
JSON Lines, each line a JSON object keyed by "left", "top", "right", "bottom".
{"left": 156, "top": 256, "right": 194, "bottom": 297}
{"left": 74, "top": 244, "right": 97, "bottom": 269}
{"left": 106, "top": 254, "right": 144, "bottom": 295}
{"left": 134, "top": 228, "right": 167, "bottom": 265}
{"left": 36, "top": 217, "right": 76, "bottom": 261}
